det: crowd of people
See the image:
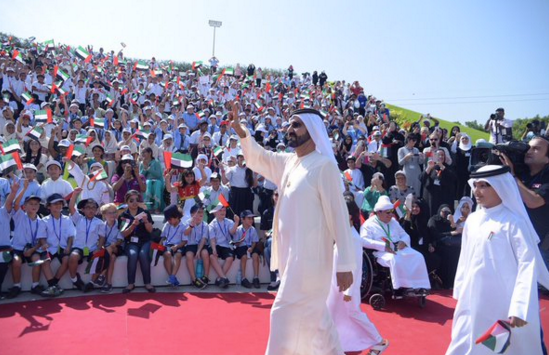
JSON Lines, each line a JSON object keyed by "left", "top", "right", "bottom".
{"left": 0, "top": 37, "right": 548, "bottom": 307}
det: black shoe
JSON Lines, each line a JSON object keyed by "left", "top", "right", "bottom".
{"left": 241, "top": 278, "right": 252, "bottom": 289}
{"left": 30, "top": 285, "right": 45, "bottom": 295}
{"left": 267, "top": 281, "right": 280, "bottom": 291}
{"left": 73, "top": 274, "right": 85, "bottom": 291}
{"left": 122, "top": 285, "right": 135, "bottom": 294}
{"left": 218, "top": 278, "right": 229, "bottom": 289}
{"left": 200, "top": 276, "right": 210, "bottom": 285}
{"left": 83, "top": 282, "right": 94, "bottom": 293}
{"left": 253, "top": 278, "right": 260, "bottom": 289}
{"left": 192, "top": 278, "right": 206, "bottom": 289}
{"left": 7, "top": 286, "right": 21, "bottom": 299}
{"left": 145, "top": 286, "right": 156, "bottom": 293}
{"left": 95, "top": 275, "right": 106, "bottom": 287}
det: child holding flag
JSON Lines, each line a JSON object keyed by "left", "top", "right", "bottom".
{"left": 99, "top": 203, "right": 124, "bottom": 293}
{"left": 68, "top": 188, "right": 105, "bottom": 292}
{"left": 160, "top": 205, "right": 187, "bottom": 287}
{"left": 232, "top": 210, "right": 261, "bottom": 289}
{"left": 7, "top": 179, "right": 48, "bottom": 298}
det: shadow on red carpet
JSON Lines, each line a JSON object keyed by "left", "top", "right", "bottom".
{"left": 0, "top": 290, "right": 548, "bottom": 355}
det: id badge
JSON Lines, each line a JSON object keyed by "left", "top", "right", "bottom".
{"left": 131, "top": 237, "right": 139, "bottom": 243}
{"left": 434, "top": 179, "right": 441, "bottom": 186}
{"left": 83, "top": 247, "right": 90, "bottom": 257}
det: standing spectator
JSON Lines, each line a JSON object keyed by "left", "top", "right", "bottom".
{"left": 420, "top": 149, "right": 457, "bottom": 217}
{"left": 139, "top": 147, "right": 164, "bottom": 213}
{"left": 452, "top": 133, "right": 473, "bottom": 199}
{"left": 111, "top": 155, "right": 146, "bottom": 204}
{"left": 319, "top": 71, "right": 328, "bottom": 87}
{"left": 398, "top": 134, "right": 424, "bottom": 194}
{"left": 220, "top": 153, "right": 255, "bottom": 217}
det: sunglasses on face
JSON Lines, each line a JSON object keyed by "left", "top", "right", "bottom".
{"left": 383, "top": 209, "right": 395, "bottom": 214}
{"left": 289, "top": 122, "right": 302, "bottom": 129}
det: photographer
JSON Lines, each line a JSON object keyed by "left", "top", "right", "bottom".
{"left": 485, "top": 107, "right": 514, "bottom": 144}
{"left": 500, "top": 136, "right": 549, "bottom": 269}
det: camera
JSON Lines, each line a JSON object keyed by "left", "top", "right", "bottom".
{"left": 469, "top": 140, "right": 530, "bottom": 176}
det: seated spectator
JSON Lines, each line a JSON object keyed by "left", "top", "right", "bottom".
{"left": 160, "top": 205, "right": 187, "bottom": 287}
{"left": 360, "top": 172, "right": 387, "bottom": 219}
{"left": 389, "top": 170, "right": 416, "bottom": 205}
{"left": 361, "top": 196, "right": 431, "bottom": 297}
{"left": 427, "top": 204, "right": 459, "bottom": 289}
{"left": 232, "top": 210, "right": 261, "bottom": 289}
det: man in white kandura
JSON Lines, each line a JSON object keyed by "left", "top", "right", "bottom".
{"left": 446, "top": 165, "right": 549, "bottom": 355}
{"left": 230, "top": 105, "right": 356, "bottom": 355}
{"left": 361, "top": 195, "right": 431, "bottom": 297}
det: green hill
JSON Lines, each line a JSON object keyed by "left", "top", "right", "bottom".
{"left": 386, "top": 104, "right": 489, "bottom": 143}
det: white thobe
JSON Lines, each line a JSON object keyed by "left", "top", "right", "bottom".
{"left": 327, "top": 227, "right": 382, "bottom": 353}
{"left": 240, "top": 131, "right": 356, "bottom": 355}
{"left": 446, "top": 204, "right": 544, "bottom": 355}
{"left": 361, "top": 217, "right": 430, "bottom": 289}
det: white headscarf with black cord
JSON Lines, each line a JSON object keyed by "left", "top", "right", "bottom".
{"left": 468, "top": 165, "right": 549, "bottom": 288}
{"left": 290, "top": 108, "right": 337, "bottom": 167}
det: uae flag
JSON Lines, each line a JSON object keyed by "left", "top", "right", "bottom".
{"left": 134, "top": 61, "right": 149, "bottom": 71}
{"left": 343, "top": 171, "right": 353, "bottom": 183}
{"left": 26, "top": 126, "right": 44, "bottom": 140}
{"left": 90, "top": 168, "right": 108, "bottom": 181}
{"left": 12, "top": 50, "right": 24, "bottom": 64}
{"left": 192, "top": 61, "right": 203, "bottom": 70}
{"left": 380, "top": 144, "right": 389, "bottom": 158}
{"left": 27, "top": 252, "right": 52, "bottom": 267}
{"left": 76, "top": 134, "right": 93, "bottom": 146}
{"left": 171, "top": 153, "right": 193, "bottom": 169}
{"left": 105, "top": 93, "right": 114, "bottom": 107}
{"left": 85, "top": 249, "right": 106, "bottom": 274}
{"left": 21, "top": 92, "right": 34, "bottom": 104}
{"left": 222, "top": 68, "right": 234, "bottom": 76}
{"left": 150, "top": 242, "right": 166, "bottom": 266}
{"left": 218, "top": 194, "right": 230, "bottom": 208}
{"left": 198, "top": 190, "right": 211, "bottom": 203}
{"left": 475, "top": 320, "right": 512, "bottom": 354}
{"left": 213, "top": 146, "right": 224, "bottom": 157}
{"left": 34, "top": 109, "right": 53, "bottom": 123}
{"left": 90, "top": 117, "right": 105, "bottom": 128}
{"left": 133, "top": 130, "right": 150, "bottom": 141}
{"left": 56, "top": 68, "right": 70, "bottom": 82}
{"left": 394, "top": 200, "right": 406, "bottom": 219}
{"left": 75, "top": 46, "right": 92, "bottom": 62}
{"left": 43, "top": 39, "right": 55, "bottom": 49}
{"left": 3, "top": 139, "right": 21, "bottom": 154}
{"left": 0, "top": 153, "right": 21, "bottom": 171}
{"left": 72, "top": 145, "right": 86, "bottom": 157}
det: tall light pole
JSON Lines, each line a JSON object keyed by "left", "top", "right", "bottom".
{"left": 208, "top": 20, "right": 222, "bottom": 57}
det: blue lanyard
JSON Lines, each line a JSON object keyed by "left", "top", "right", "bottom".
{"left": 85, "top": 218, "right": 93, "bottom": 245}
{"left": 166, "top": 225, "right": 181, "bottom": 244}
{"left": 28, "top": 217, "right": 39, "bottom": 244}
{"left": 105, "top": 222, "right": 115, "bottom": 242}
{"left": 51, "top": 216, "right": 62, "bottom": 241}
{"left": 218, "top": 219, "right": 228, "bottom": 239}
{"left": 192, "top": 223, "right": 204, "bottom": 243}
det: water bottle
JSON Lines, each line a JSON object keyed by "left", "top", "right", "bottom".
{"left": 236, "top": 270, "right": 242, "bottom": 285}
{"left": 196, "top": 259, "right": 204, "bottom": 279}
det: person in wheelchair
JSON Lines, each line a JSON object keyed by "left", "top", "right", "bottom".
{"left": 361, "top": 196, "right": 431, "bottom": 298}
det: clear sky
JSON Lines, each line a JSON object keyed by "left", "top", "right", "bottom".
{"left": 2, "top": 0, "right": 548, "bottom": 124}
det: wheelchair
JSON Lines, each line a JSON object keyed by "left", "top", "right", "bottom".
{"left": 360, "top": 248, "right": 427, "bottom": 310}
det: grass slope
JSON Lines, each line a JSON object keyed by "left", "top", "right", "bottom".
{"left": 386, "top": 104, "right": 489, "bottom": 143}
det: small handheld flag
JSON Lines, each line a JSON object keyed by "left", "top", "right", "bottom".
{"left": 475, "top": 320, "right": 512, "bottom": 353}
{"left": 150, "top": 242, "right": 166, "bottom": 266}
{"left": 85, "top": 249, "right": 106, "bottom": 274}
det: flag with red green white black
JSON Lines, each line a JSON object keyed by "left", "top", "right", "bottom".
{"left": 26, "top": 126, "right": 44, "bottom": 140}
{"left": 85, "top": 249, "right": 106, "bottom": 274}
{"left": 2, "top": 139, "right": 21, "bottom": 154}
{"left": 105, "top": 94, "right": 114, "bottom": 107}
{"left": 56, "top": 68, "right": 70, "bottom": 82}
{"left": 43, "top": 39, "right": 55, "bottom": 49}
{"left": 171, "top": 153, "right": 193, "bottom": 169}
{"left": 475, "top": 320, "right": 511, "bottom": 353}
{"left": 213, "top": 146, "right": 224, "bottom": 157}
{"left": 394, "top": 200, "right": 406, "bottom": 219}
{"left": 90, "top": 117, "right": 105, "bottom": 128}
{"left": 192, "top": 61, "right": 203, "bottom": 70}
{"left": 34, "top": 109, "right": 53, "bottom": 124}
{"left": 21, "top": 92, "right": 34, "bottom": 104}
{"left": 222, "top": 68, "right": 234, "bottom": 76}
{"left": 0, "top": 153, "right": 22, "bottom": 171}
{"left": 150, "top": 242, "right": 166, "bottom": 266}
{"left": 75, "top": 46, "right": 92, "bottom": 62}
{"left": 135, "top": 61, "right": 149, "bottom": 71}
{"left": 12, "top": 49, "right": 24, "bottom": 64}
{"left": 90, "top": 168, "right": 108, "bottom": 181}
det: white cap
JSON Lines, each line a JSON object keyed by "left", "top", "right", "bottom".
{"left": 374, "top": 196, "right": 394, "bottom": 212}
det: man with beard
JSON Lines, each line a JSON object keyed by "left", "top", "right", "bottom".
{"left": 229, "top": 103, "right": 356, "bottom": 355}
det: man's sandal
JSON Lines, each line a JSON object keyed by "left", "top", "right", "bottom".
{"left": 369, "top": 339, "right": 389, "bottom": 355}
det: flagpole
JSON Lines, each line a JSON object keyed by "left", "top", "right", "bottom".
{"left": 208, "top": 20, "right": 222, "bottom": 58}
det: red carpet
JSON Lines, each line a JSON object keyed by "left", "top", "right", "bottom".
{"left": 0, "top": 291, "right": 548, "bottom": 355}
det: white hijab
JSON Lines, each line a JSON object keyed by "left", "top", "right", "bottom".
{"left": 458, "top": 133, "right": 472, "bottom": 151}
{"left": 453, "top": 196, "right": 474, "bottom": 223}
{"left": 469, "top": 165, "right": 549, "bottom": 288}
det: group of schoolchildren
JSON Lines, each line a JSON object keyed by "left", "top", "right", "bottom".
{"left": 0, "top": 181, "right": 263, "bottom": 299}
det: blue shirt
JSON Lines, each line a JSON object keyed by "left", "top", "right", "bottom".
{"left": 71, "top": 213, "right": 104, "bottom": 251}
{"left": 43, "top": 214, "right": 76, "bottom": 253}
{"left": 103, "top": 220, "right": 123, "bottom": 246}
{"left": 12, "top": 210, "right": 47, "bottom": 251}
{"left": 0, "top": 207, "right": 12, "bottom": 246}
{"left": 187, "top": 221, "right": 209, "bottom": 245}
{"left": 208, "top": 218, "right": 234, "bottom": 248}
{"left": 234, "top": 225, "right": 259, "bottom": 247}
{"left": 173, "top": 133, "right": 190, "bottom": 152}
{"left": 183, "top": 112, "right": 199, "bottom": 131}
{"left": 16, "top": 180, "right": 41, "bottom": 206}
{"left": 161, "top": 221, "right": 187, "bottom": 246}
